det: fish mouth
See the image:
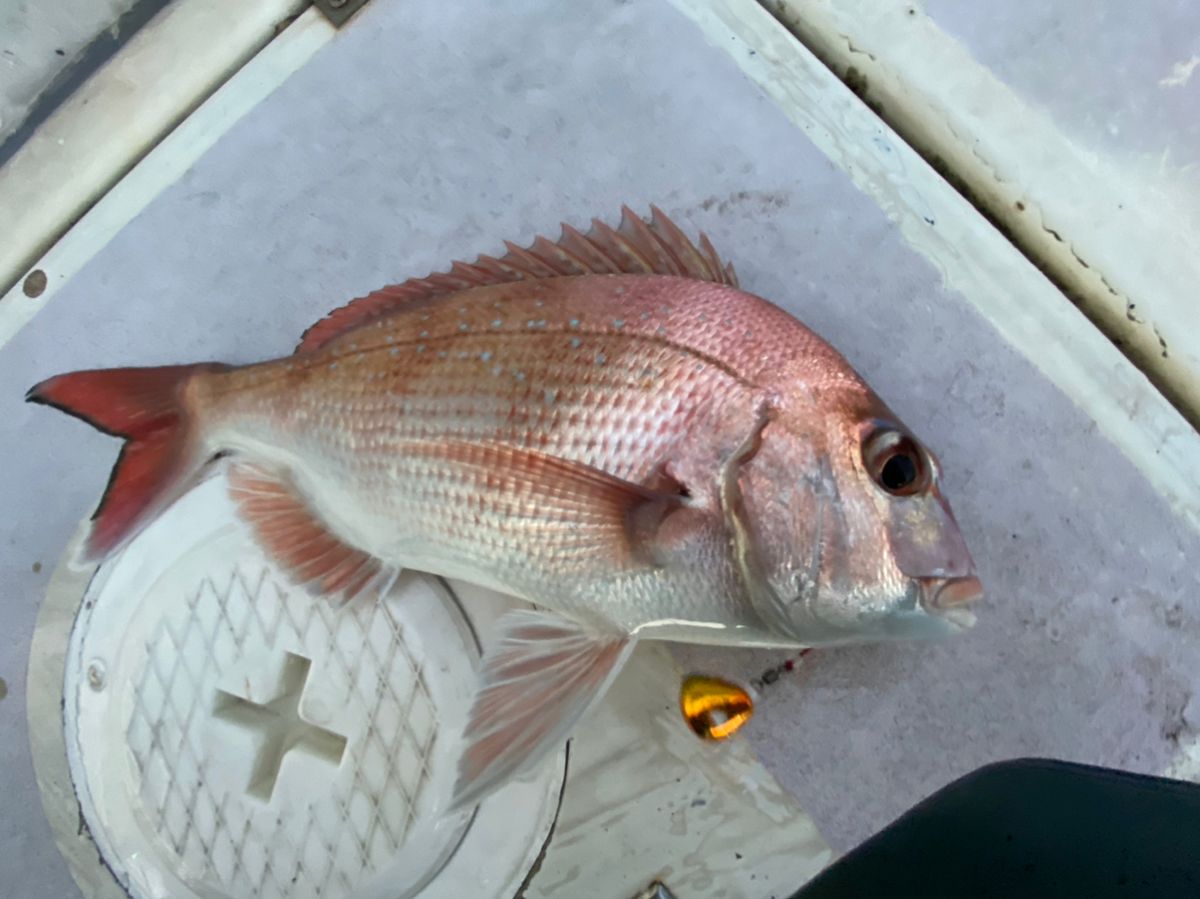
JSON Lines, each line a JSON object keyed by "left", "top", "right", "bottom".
{"left": 918, "top": 574, "right": 983, "bottom": 631}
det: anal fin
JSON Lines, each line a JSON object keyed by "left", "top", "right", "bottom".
{"left": 228, "top": 463, "right": 391, "bottom": 604}
{"left": 451, "top": 609, "right": 635, "bottom": 809}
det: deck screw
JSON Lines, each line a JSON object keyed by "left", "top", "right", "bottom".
{"left": 87, "top": 661, "right": 106, "bottom": 691}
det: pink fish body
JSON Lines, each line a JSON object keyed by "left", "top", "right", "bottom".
{"left": 29, "top": 207, "right": 981, "bottom": 806}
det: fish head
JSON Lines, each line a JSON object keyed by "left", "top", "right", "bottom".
{"left": 736, "top": 382, "right": 982, "bottom": 646}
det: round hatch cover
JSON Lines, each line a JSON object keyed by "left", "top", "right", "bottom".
{"left": 62, "top": 477, "right": 563, "bottom": 899}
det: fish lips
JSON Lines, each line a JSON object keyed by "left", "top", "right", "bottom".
{"left": 917, "top": 574, "right": 984, "bottom": 632}
{"left": 877, "top": 576, "right": 982, "bottom": 640}
{"left": 886, "top": 487, "right": 983, "bottom": 630}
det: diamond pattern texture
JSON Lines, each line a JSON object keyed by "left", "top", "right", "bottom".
{"left": 124, "top": 566, "right": 439, "bottom": 898}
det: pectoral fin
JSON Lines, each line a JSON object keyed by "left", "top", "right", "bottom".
{"left": 451, "top": 609, "right": 636, "bottom": 809}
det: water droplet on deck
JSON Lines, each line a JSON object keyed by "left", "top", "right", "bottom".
{"left": 680, "top": 675, "right": 753, "bottom": 740}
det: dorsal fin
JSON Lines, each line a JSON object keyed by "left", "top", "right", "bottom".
{"left": 295, "top": 205, "right": 738, "bottom": 353}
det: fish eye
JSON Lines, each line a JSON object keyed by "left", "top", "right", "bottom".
{"left": 862, "top": 427, "right": 929, "bottom": 496}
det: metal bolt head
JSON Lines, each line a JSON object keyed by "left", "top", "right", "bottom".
{"left": 87, "top": 661, "right": 106, "bottom": 691}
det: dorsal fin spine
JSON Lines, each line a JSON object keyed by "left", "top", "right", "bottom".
{"left": 295, "top": 206, "right": 740, "bottom": 354}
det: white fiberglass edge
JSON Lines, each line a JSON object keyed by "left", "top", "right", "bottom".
{"left": 763, "top": 0, "right": 1200, "bottom": 427}
{"left": 0, "top": 0, "right": 324, "bottom": 338}
{"left": 669, "top": 0, "right": 1200, "bottom": 538}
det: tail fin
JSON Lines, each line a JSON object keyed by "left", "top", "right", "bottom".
{"left": 27, "top": 363, "right": 229, "bottom": 560}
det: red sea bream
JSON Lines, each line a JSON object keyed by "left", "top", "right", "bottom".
{"left": 28, "top": 207, "right": 982, "bottom": 807}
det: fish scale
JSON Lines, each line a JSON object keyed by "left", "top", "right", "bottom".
{"left": 213, "top": 276, "right": 758, "bottom": 483}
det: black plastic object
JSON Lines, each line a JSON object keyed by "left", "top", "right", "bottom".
{"left": 791, "top": 758, "right": 1200, "bottom": 898}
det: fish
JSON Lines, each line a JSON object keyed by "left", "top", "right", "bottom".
{"left": 27, "top": 206, "right": 982, "bottom": 808}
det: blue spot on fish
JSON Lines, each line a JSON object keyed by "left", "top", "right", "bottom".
{"left": 570, "top": 337, "right": 583, "bottom": 349}
{"left": 569, "top": 318, "right": 581, "bottom": 329}
{"left": 459, "top": 323, "right": 470, "bottom": 332}
{"left": 613, "top": 318, "right": 625, "bottom": 329}
{"left": 515, "top": 371, "right": 526, "bottom": 381}
{"left": 595, "top": 353, "right": 607, "bottom": 366}
{"left": 480, "top": 350, "right": 493, "bottom": 362}
{"left": 543, "top": 388, "right": 558, "bottom": 404}
{"left": 492, "top": 318, "right": 503, "bottom": 327}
